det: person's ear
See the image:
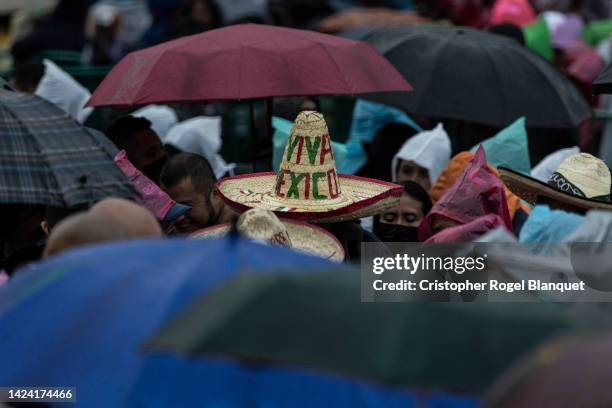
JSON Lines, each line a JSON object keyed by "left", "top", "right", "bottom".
{"left": 41, "top": 220, "right": 50, "bottom": 235}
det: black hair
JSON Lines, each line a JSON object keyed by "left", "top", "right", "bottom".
{"left": 178, "top": 0, "right": 224, "bottom": 28}
{"left": 160, "top": 153, "right": 217, "bottom": 197}
{"left": 268, "top": 0, "right": 334, "bottom": 27}
{"left": 44, "top": 203, "right": 89, "bottom": 230}
{"left": 11, "top": 59, "right": 45, "bottom": 91}
{"left": 401, "top": 180, "right": 433, "bottom": 216}
{"left": 105, "top": 116, "right": 152, "bottom": 150}
{"left": 361, "top": 123, "right": 418, "bottom": 181}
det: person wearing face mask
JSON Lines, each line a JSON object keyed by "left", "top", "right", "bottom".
{"left": 105, "top": 115, "right": 168, "bottom": 183}
{"left": 373, "top": 181, "right": 433, "bottom": 242}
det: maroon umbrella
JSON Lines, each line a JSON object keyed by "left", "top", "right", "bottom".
{"left": 87, "top": 23, "right": 412, "bottom": 107}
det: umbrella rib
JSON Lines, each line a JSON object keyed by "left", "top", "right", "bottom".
{"left": 410, "top": 33, "right": 454, "bottom": 116}
{"left": 288, "top": 29, "right": 353, "bottom": 94}
{"left": 511, "top": 47, "right": 590, "bottom": 127}
{"left": 2, "top": 100, "right": 66, "bottom": 205}
{"left": 479, "top": 43, "right": 509, "bottom": 126}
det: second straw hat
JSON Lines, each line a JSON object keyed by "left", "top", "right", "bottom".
{"left": 217, "top": 111, "right": 403, "bottom": 223}
{"left": 191, "top": 208, "right": 345, "bottom": 262}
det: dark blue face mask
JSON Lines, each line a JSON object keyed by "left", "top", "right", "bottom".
{"left": 373, "top": 222, "right": 419, "bottom": 242}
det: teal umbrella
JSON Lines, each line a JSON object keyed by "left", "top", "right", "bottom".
{"left": 145, "top": 270, "right": 601, "bottom": 392}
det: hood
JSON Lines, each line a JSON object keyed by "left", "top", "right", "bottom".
{"left": 419, "top": 146, "right": 512, "bottom": 242}
{"left": 391, "top": 123, "right": 451, "bottom": 184}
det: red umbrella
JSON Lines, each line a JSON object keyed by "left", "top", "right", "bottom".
{"left": 87, "top": 23, "right": 412, "bottom": 107}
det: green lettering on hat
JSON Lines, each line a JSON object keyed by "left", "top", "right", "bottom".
{"left": 305, "top": 136, "right": 321, "bottom": 165}
{"left": 286, "top": 135, "right": 301, "bottom": 163}
{"left": 287, "top": 172, "right": 306, "bottom": 199}
{"left": 312, "top": 172, "right": 327, "bottom": 200}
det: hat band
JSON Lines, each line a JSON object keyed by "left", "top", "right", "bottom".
{"left": 547, "top": 172, "right": 586, "bottom": 197}
{"left": 548, "top": 172, "right": 612, "bottom": 202}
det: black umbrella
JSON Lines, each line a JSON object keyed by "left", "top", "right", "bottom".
{"left": 593, "top": 63, "right": 612, "bottom": 94}
{"left": 0, "top": 88, "right": 136, "bottom": 207}
{"left": 361, "top": 24, "right": 591, "bottom": 128}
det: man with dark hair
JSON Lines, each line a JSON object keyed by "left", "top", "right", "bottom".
{"left": 105, "top": 115, "right": 167, "bottom": 183}
{"left": 41, "top": 204, "right": 90, "bottom": 235}
{"left": 9, "top": 59, "right": 45, "bottom": 93}
{"left": 160, "top": 153, "right": 236, "bottom": 234}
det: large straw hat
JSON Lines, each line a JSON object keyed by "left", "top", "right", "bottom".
{"left": 499, "top": 153, "right": 612, "bottom": 211}
{"left": 191, "top": 208, "right": 345, "bottom": 262}
{"left": 217, "top": 111, "right": 403, "bottom": 223}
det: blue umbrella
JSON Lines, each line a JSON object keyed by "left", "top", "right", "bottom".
{"left": 0, "top": 238, "right": 474, "bottom": 407}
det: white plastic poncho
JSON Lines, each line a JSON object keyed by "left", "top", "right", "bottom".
{"left": 133, "top": 105, "right": 178, "bottom": 139}
{"left": 391, "top": 123, "right": 451, "bottom": 184}
{"left": 530, "top": 146, "right": 580, "bottom": 182}
{"left": 164, "top": 116, "right": 234, "bottom": 179}
{"left": 35, "top": 59, "right": 94, "bottom": 124}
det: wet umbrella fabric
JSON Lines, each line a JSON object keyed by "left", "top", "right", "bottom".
{"left": 361, "top": 24, "right": 591, "bottom": 128}
{"left": 0, "top": 89, "right": 135, "bottom": 206}
{"left": 145, "top": 269, "right": 592, "bottom": 392}
{"left": 485, "top": 329, "right": 612, "bottom": 408}
{"left": 593, "top": 62, "right": 612, "bottom": 94}
{"left": 87, "top": 23, "right": 412, "bottom": 107}
{"left": 0, "top": 238, "right": 427, "bottom": 407}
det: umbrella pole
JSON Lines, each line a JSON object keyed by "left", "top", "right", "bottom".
{"left": 249, "top": 99, "right": 256, "bottom": 172}
{"left": 266, "top": 96, "right": 273, "bottom": 140}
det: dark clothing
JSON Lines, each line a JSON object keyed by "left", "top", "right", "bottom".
{"left": 11, "top": 0, "right": 89, "bottom": 63}
{"left": 326, "top": 220, "right": 390, "bottom": 263}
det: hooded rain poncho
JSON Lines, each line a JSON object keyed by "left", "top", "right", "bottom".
{"left": 419, "top": 146, "right": 512, "bottom": 242}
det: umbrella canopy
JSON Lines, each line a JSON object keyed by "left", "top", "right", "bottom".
{"left": 87, "top": 23, "right": 412, "bottom": 107}
{"left": 484, "top": 329, "right": 612, "bottom": 408}
{"left": 144, "top": 269, "right": 598, "bottom": 392}
{"left": 0, "top": 89, "right": 135, "bottom": 207}
{"left": 0, "top": 237, "right": 424, "bottom": 407}
{"left": 361, "top": 24, "right": 591, "bottom": 128}
{"left": 593, "top": 62, "right": 612, "bottom": 94}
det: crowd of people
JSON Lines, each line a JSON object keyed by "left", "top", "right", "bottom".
{"left": 3, "top": 0, "right": 612, "bottom": 406}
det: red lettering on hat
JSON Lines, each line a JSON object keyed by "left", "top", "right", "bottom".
{"left": 276, "top": 169, "right": 290, "bottom": 198}
{"left": 327, "top": 169, "right": 340, "bottom": 199}
{"left": 320, "top": 134, "right": 334, "bottom": 164}
{"left": 304, "top": 173, "right": 311, "bottom": 199}
{"left": 295, "top": 136, "right": 304, "bottom": 165}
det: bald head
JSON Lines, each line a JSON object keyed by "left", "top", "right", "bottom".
{"left": 44, "top": 211, "right": 130, "bottom": 258}
{"left": 92, "top": 198, "right": 162, "bottom": 238}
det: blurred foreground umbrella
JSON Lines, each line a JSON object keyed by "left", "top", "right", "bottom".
{"left": 144, "top": 271, "right": 599, "bottom": 392}
{"left": 0, "top": 89, "right": 135, "bottom": 206}
{"left": 87, "top": 23, "right": 412, "bottom": 106}
{"left": 0, "top": 238, "right": 423, "bottom": 407}
{"left": 593, "top": 62, "right": 612, "bottom": 94}
{"left": 361, "top": 25, "right": 591, "bottom": 128}
{"left": 485, "top": 329, "right": 612, "bottom": 408}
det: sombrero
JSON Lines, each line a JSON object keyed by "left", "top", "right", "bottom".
{"left": 499, "top": 153, "right": 612, "bottom": 211}
{"left": 190, "top": 208, "right": 345, "bottom": 262}
{"left": 217, "top": 111, "right": 403, "bottom": 223}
